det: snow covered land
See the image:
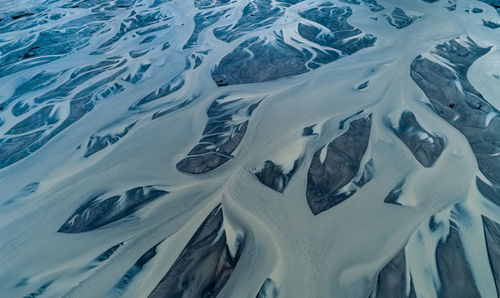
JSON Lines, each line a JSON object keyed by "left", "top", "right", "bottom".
{"left": 1, "top": 0, "right": 500, "bottom": 297}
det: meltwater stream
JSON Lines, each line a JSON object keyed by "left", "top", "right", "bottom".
{"left": 1, "top": 0, "right": 500, "bottom": 297}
